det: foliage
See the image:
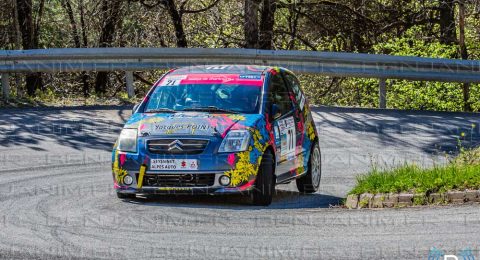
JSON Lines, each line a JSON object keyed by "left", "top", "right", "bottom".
{"left": 1, "top": 0, "right": 479, "bottom": 111}
{"left": 349, "top": 147, "right": 480, "bottom": 195}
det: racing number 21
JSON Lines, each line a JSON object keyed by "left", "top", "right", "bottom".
{"left": 164, "top": 79, "right": 180, "bottom": 86}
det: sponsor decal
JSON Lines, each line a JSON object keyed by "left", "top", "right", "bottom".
{"left": 239, "top": 74, "right": 262, "bottom": 80}
{"left": 274, "top": 125, "right": 280, "bottom": 140}
{"left": 150, "top": 159, "right": 199, "bottom": 171}
{"left": 299, "top": 95, "right": 306, "bottom": 110}
{"left": 153, "top": 123, "right": 213, "bottom": 135}
{"left": 156, "top": 74, "right": 264, "bottom": 87}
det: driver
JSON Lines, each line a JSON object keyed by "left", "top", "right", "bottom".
{"left": 231, "top": 86, "right": 260, "bottom": 112}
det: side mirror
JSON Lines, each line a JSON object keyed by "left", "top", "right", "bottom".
{"left": 271, "top": 104, "right": 281, "bottom": 120}
{"left": 132, "top": 103, "right": 140, "bottom": 114}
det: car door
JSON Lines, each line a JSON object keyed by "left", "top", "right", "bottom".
{"left": 268, "top": 72, "right": 296, "bottom": 181}
{"left": 283, "top": 72, "right": 308, "bottom": 169}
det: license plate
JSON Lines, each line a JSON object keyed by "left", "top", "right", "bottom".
{"left": 150, "top": 159, "right": 199, "bottom": 171}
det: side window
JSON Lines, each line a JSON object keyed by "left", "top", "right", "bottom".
{"left": 284, "top": 73, "right": 306, "bottom": 111}
{"left": 269, "top": 73, "right": 293, "bottom": 116}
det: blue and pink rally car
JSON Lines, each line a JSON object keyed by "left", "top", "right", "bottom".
{"left": 112, "top": 65, "right": 321, "bottom": 206}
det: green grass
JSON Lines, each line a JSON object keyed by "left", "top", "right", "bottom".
{"left": 349, "top": 148, "right": 480, "bottom": 195}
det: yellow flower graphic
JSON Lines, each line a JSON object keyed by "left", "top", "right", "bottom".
{"left": 307, "top": 122, "right": 316, "bottom": 141}
{"left": 296, "top": 153, "right": 304, "bottom": 175}
{"left": 112, "top": 150, "right": 128, "bottom": 184}
{"left": 225, "top": 129, "right": 268, "bottom": 187}
{"left": 142, "top": 117, "right": 165, "bottom": 124}
{"left": 228, "top": 114, "right": 246, "bottom": 121}
{"left": 225, "top": 151, "right": 258, "bottom": 186}
{"left": 252, "top": 129, "right": 266, "bottom": 152}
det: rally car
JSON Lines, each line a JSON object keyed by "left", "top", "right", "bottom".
{"left": 112, "top": 65, "right": 321, "bottom": 206}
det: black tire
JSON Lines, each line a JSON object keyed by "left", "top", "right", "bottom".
{"left": 116, "top": 192, "right": 136, "bottom": 199}
{"left": 251, "top": 150, "right": 275, "bottom": 206}
{"left": 296, "top": 142, "right": 321, "bottom": 193}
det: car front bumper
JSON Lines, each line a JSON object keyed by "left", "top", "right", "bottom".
{"left": 114, "top": 171, "right": 256, "bottom": 195}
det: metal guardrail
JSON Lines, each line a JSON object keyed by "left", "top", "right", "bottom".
{"left": 1, "top": 48, "right": 480, "bottom": 106}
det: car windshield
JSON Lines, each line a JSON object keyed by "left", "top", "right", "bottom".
{"left": 144, "top": 74, "right": 263, "bottom": 114}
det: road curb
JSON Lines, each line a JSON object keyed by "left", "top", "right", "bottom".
{"left": 345, "top": 190, "right": 480, "bottom": 209}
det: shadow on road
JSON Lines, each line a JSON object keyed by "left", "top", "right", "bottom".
{"left": 0, "top": 106, "right": 130, "bottom": 151}
{"left": 312, "top": 106, "right": 480, "bottom": 155}
{"left": 123, "top": 189, "right": 342, "bottom": 210}
{"left": 2, "top": 105, "right": 478, "bottom": 156}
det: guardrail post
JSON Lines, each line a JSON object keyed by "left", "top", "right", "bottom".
{"left": 1, "top": 73, "right": 10, "bottom": 100}
{"left": 379, "top": 78, "right": 387, "bottom": 109}
{"left": 125, "top": 71, "right": 134, "bottom": 98}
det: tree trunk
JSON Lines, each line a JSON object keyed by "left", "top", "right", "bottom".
{"left": 12, "top": 0, "right": 22, "bottom": 49}
{"left": 95, "top": 0, "right": 122, "bottom": 95}
{"left": 351, "top": 0, "right": 365, "bottom": 52}
{"left": 458, "top": 0, "right": 471, "bottom": 112}
{"left": 16, "top": 0, "right": 43, "bottom": 96}
{"left": 244, "top": 0, "right": 260, "bottom": 48}
{"left": 79, "top": 0, "right": 88, "bottom": 47}
{"left": 166, "top": 0, "right": 187, "bottom": 48}
{"left": 259, "top": 0, "right": 276, "bottom": 50}
{"left": 33, "top": 0, "right": 45, "bottom": 48}
{"left": 438, "top": 0, "right": 456, "bottom": 45}
{"left": 79, "top": 0, "right": 90, "bottom": 97}
{"left": 12, "top": 0, "right": 23, "bottom": 96}
{"left": 61, "top": 0, "right": 81, "bottom": 47}
{"left": 286, "top": 0, "right": 300, "bottom": 50}
{"left": 61, "top": 0, "right": 89, "bottom": 97}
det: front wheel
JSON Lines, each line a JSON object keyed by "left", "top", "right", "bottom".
{"left": 296, "top": 142, "right": 321, "bottom": 193}
{"left": 251, "top": 150, "right": 275, "bottom": 206}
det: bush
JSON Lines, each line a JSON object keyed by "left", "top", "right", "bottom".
{"left": 349, "top": 147, "right": 480, "bottom": 195}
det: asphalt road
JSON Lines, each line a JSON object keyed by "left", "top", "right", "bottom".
{"left": 0, "top": 106, "right": 479, "bottom": 259}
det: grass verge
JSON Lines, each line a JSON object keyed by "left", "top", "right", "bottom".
{"left": 349, "top": 148, "right": 480, "bottom": 195}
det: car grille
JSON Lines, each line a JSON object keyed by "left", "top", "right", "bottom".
{"left": 139, "top": 174, "right": 216, "bottom": 187}
{"left": 147, "top": 139, "right": 209, "bottom": 154}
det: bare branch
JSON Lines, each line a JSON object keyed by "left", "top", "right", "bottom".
{"left": 181, "top": 0, "right": 220, "bottom": 14}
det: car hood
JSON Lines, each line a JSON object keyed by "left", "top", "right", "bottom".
{"left": 124, "top": 112, "right": 264, "bottom": 137}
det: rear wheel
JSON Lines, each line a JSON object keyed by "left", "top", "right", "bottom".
{"left": 296, "top": 142, "right": 321, "bottom": 193}
{"left": 251, "top": 150, "right": 275, "bottom": 206}
{"left": 116, "top": 192, "right": 136, "bottom": 199}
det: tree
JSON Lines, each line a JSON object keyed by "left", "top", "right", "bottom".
{"left": 244, "top": 0, "right": 277, "bottom": 49}
{"left": 458, "top": 0, "right": 471, "bottom": 111}
{"left": 140, "top": 0, "right": 220, "bottom": 48}
{"left": 259, "top": 0, "right": 276, "bottom": 49}
{"left": 165, "top": 0, "right": 188, "bottom": 47}
{"left": 94, "top": 0, "right": 123, "bottom": 95}
{"left": 60, "top": 0, "right": 90, "bottom": 97}
{"left": 244, "top": 0, "right": 260, "bottom": 48}
{"left": 16, "top": 0, "right": 44, "bottom": 96}
{"left": 438, "top": 0, "right": 457, "bottom": 45}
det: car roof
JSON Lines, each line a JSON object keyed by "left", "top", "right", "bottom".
{"left": 170, "top": 65, "right": 275, "bottom": 75}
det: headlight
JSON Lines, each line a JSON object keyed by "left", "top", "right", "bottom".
{"left": 118, "top": 128, "right": 138, "bottom": 153}
{"left": 218, "top": 130, "right": 251, "bottom": 153}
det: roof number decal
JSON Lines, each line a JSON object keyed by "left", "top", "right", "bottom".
{"left": 205, "top": 65, "right": 230, "bottom": 70}
{"left": 160, "top": 75, "right": 187, "bottom": 86}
